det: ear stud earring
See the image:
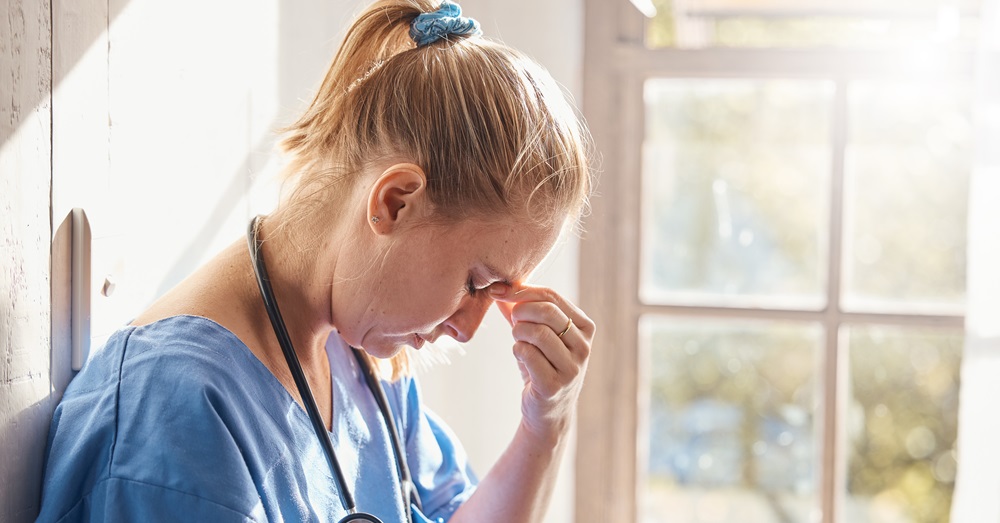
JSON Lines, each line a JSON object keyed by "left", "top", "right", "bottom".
{"left": 371, "top": 216, "right": 380, "bottom": 224}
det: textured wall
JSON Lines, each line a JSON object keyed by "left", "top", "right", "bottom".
{"left": 0, "top": 1, "right": 53, "bottom": 521}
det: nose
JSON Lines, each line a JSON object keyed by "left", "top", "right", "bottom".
{"left": 442, "top": 295, "right": 493, "bottom": 343}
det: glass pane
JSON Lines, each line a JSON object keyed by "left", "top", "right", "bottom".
{"left": 642, "top": 317, "right": 822, "bottom": 523}
{"left": 845, "top": 325, "right": 963, "bottom": 523}
{"left": 843, "top": 81, "right": 971, "bottom": 313}
{"left": 646, "top": 0, "right": 981, "bottom": 49}
{"left": 642, "top": 79, "right": 832, "bottom": 308}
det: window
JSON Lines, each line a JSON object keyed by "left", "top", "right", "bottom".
{"left": 577, "top": 1, "right": 975, "bottom": 522}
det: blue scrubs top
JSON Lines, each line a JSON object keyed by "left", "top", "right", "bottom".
{"left": 37, "top": 315, "right": 477, "bottom": 522}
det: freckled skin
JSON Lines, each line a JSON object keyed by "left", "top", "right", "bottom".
{"left": 330, "top": 219, "right": 558, "bottom": 359}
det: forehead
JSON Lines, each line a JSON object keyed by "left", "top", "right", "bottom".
{"left": 449, "top": 219, "right": 561, "bottom": 283}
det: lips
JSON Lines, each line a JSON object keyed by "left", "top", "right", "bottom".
{"left": 411, "top": 333, "right": 426, "bottom": 350}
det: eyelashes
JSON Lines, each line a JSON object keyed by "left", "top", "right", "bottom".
{"left": 466, "top": 276, "right": 487, "bottom": 296}
{"left": 466, "top": 274, "right": 512, "bottom": 297}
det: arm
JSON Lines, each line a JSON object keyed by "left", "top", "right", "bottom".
{"left": 448, "top": 284, "right": 594, "bottom": 523}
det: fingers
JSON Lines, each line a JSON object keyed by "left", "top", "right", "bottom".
{"left": 513, "top": 341, "right": 562, "bottom": 397}
{"left": 512, "top": 319, "right": 576, "bottom": 372}
{"left": 514, "top": 305, "right": 591, "bottom": 352}
{"left": 487, "top": 283, "right": 593, "bottom": 403}
{"left": 512, "top": 330, "right": 588, "bottom": 399}
{"left": 493, "top": 297, "right": 515, "bottom": 327}
{"left": 489, "top": 282, "right": 595, "bottom": 437}
{"left": 516, "top": 359, "right": 530, "bottom": 383}
{"left": 489, "top": 283, "right": 596, "bottom": 342}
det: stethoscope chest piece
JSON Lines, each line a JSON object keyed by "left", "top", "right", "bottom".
{"left": 339, "top": 512, "right": 384, "bottom": 523}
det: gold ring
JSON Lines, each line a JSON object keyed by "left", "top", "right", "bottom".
{"left": 557, "top": 318, "right": 573, "bottom": 338}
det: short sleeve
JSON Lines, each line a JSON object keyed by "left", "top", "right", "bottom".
{"left": 391, "top": 375, "right": 478, "bottom": 521}
{"left": 53, "top": 476, "right": 265, "bottom": 522}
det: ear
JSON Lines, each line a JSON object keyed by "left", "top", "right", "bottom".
{"left": 367, "top": 163, "right": 428, "bottom": 235}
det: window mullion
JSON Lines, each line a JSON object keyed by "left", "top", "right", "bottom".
{"left": 619, "top": 70, "right": 645, "bottom": 523}
{"left": 820, "top": 76, "right": 849, "bottom": 523}
{"left": 634, "top": 303, "right": 964, "bottom": 328}
{"left": 610, "top": 47, "right": 976, "bottom": 80}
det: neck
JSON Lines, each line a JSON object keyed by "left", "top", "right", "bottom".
{"left": 246, "top": 214, "right": 336, "bottom": 367}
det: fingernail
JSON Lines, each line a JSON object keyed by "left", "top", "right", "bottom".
{"left": 489, "top": 285, "right": 507, "bottom": 298}
{"left": 513, "top": 288, "right": 528, "bottom": 295}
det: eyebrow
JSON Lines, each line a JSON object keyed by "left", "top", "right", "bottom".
{"left": 483, "top": 263, "right": 515, "bottom": 286}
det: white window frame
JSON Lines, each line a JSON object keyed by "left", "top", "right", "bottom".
{"left": 576, "top": 2, "right": 973, "bottom": 521}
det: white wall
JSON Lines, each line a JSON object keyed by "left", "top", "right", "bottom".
{"left": 415, "top": 2, "right": 585, "bottom": 522}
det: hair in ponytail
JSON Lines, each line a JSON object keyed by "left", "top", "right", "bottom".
{"left": 279, "top": 0, "right": 593, "bottom": 378}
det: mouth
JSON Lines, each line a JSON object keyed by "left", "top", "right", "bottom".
{"left": 411, "top": 333, "right": 426, "bottom": 350}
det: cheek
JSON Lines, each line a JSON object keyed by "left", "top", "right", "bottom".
{"left": 409, "top": 266, "right": 466, "bottom": 311}
{"left": 377, "top": 249, "right": 468, "bottom": 323}
{"left": 377, "top": 276, "right": 462, "bottom": 324}
{"left": 414, "top": 286, "right": 465, "bottom": 319}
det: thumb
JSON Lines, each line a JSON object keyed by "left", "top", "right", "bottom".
{"left": 494, "top": 300, "right": 515, "bottom": 327}
{"left": 488, "top": 283, "right": 516, "bottom": 326}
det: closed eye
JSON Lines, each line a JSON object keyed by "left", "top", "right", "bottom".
{"left": 467, "top": 272, "right": 512, "bottom": 297}
{"left": 466, "top": 276, "right": 489, "bottom": 296}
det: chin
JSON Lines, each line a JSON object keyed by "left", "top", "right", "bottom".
{"left": 354, "top": 330, "right": 420, "bottom": 359}
{"left": 356, "top": 341, "right": 406, "bottom": 360}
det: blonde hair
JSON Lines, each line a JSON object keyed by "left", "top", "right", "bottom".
{"left": 279, "top": 0, "right": 593, "bottom": 378}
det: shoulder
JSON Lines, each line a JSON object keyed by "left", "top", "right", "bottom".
{"left": 120, "top": 315, "right": 262, "bottom": 390}
{"left": 78, "top": 313, "right": 278, "bottom": 442}
{"left": 123, "top": 314, "right": 251, "bottom": 365}
{"left": 41, "top": 316, "right": 276, "bottom": 521}
{"left": 114, "top": 315, "right": 287, "bottom": 444}
{"left": 108, "top": 315, "right": 277, "bottom": 417}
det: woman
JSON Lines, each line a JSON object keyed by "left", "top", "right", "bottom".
{"left": 37, "top": 0, "right": 593, "bottom": 521}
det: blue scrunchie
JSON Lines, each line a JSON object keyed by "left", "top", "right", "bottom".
{"left": 409, "top": 0, "right": 482, "bottom": 47}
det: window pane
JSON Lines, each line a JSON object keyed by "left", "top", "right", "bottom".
{"left": 845, "top": 325, "right": 962, "bottom": 523}
{"left": 843, "top": 81, "right": 971, "bottom": 313}
{"left": 646, "top": 0, "right": 981, "bottom": 49}
{"left": 642, "top": 79, "right": 832, "bottom": 308}
{"left": 642, "top": 317, "right": 822, "bottom": 523}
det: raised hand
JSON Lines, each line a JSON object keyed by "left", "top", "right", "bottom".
{"left": 489, "top": 284, "right": 595, "bottom": 441}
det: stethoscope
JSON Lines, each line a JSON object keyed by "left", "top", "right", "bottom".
{"left": 247, "top": 216, "right": 421, "bottom": 523}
